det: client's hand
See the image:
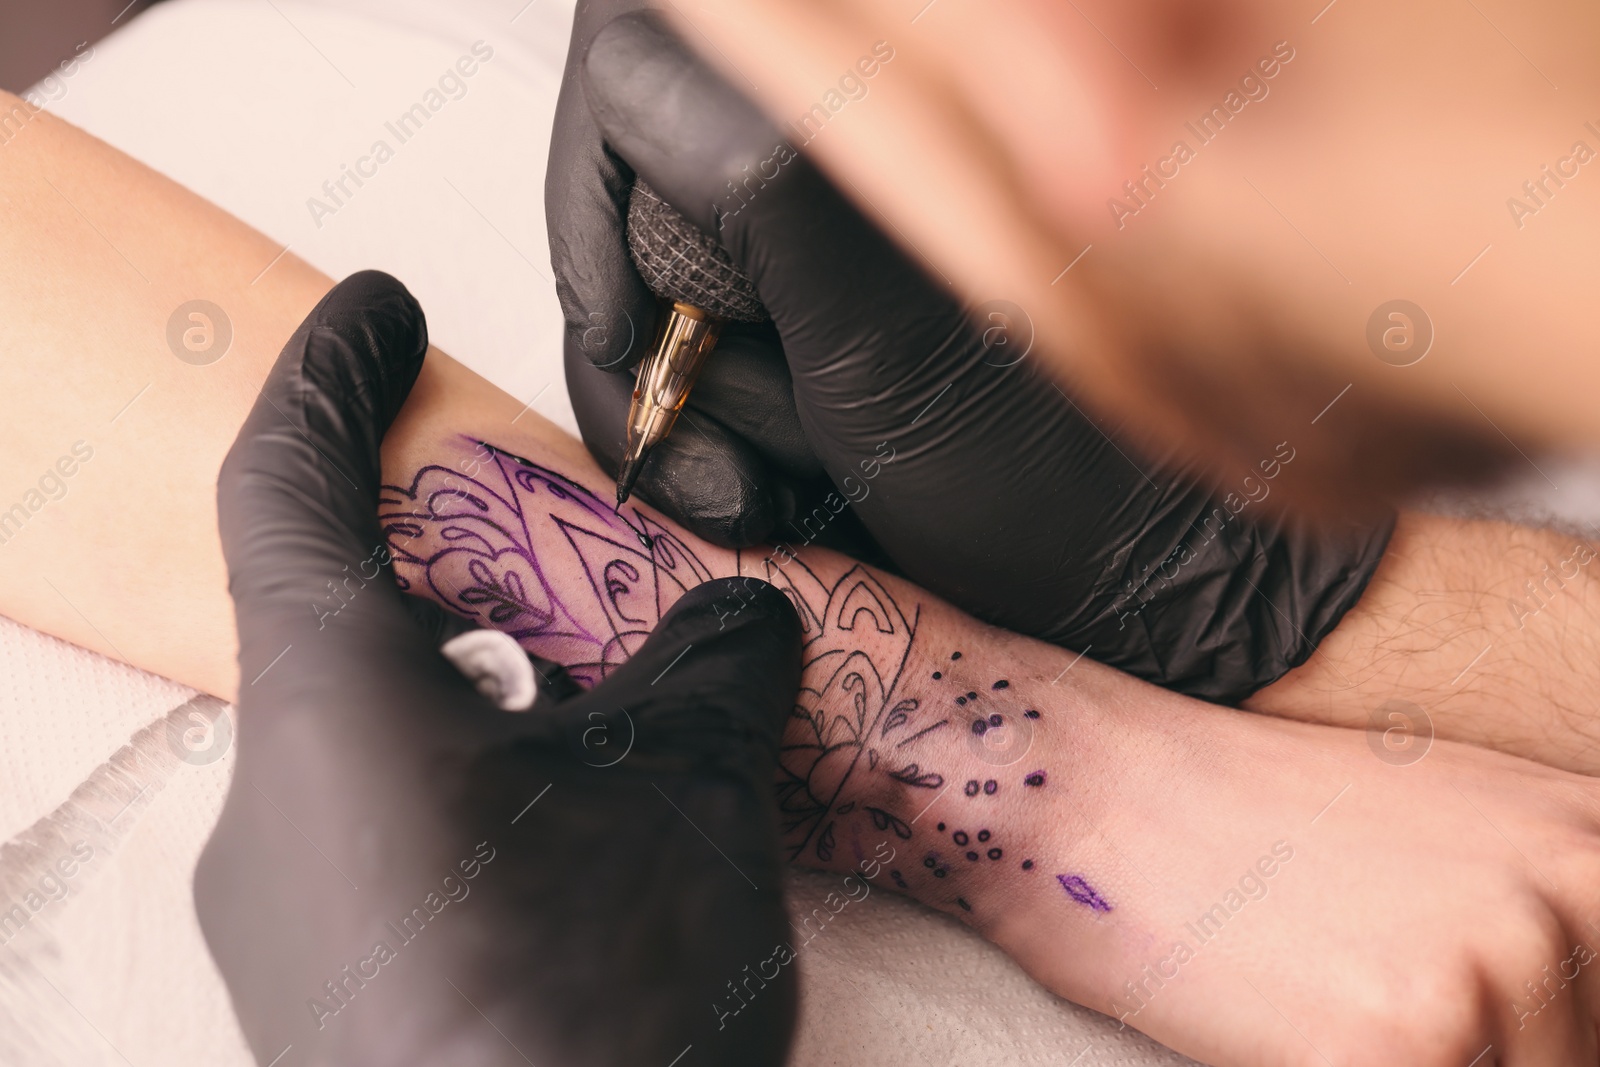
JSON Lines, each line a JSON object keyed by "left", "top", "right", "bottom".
{"left": 561, "top": 12, "right": 1392, "bottom": 704}
{"left": 1016, "top": 668, "right": 1600, "bottom": 1066}
{"left": 195, "top": 271, "right": 803, "bottom": 1067}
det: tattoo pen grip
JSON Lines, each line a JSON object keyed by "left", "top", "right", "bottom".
{"left": 616, "top": 181, "right": 768, "bottom": 504}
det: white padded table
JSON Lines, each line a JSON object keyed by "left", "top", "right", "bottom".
{"left": 0, "top": 1, "right": 1202, "bottom": 1064}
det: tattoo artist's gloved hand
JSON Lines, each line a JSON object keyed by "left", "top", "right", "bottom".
{"left": 548, "top": 0, "right": 829, "bottom": 550}
{"left": 563, "top": 12, "right": 1395, "bottom": 704}
{"left": 195, "top": 271, "right": 800, "bottom": 1067}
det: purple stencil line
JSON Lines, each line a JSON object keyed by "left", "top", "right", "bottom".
{"left": 1057, "top": 874, "right": 1112, "bottom": 913}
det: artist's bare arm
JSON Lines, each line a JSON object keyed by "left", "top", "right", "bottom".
{"left": 1250, "top": 509, "right": 1600, "bottom": 775}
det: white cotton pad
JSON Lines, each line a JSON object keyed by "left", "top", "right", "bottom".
{"left": 439, "top": 629, "right": 539, "bottom": 712}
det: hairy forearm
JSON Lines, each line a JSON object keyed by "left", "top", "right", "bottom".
{"left": 1249, "top": 509, "right": 1600, "bottom": 773}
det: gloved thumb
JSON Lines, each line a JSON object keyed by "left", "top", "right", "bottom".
{"left": 571, "top": 576, "right": 803, "bottom": 776}
{"left": 543, "top": 575, "right": 805, "bottom": 1067}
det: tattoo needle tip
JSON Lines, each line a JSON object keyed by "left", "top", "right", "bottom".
{"left": 615, "top": 446, "right": 649, "bottom": 506}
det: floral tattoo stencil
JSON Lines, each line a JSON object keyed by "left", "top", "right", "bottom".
{"left": 378, "top": 438, "right": 1102, "bottom": 912}
{"left": 378, "top": 440, "right": 919, "bottom": 862}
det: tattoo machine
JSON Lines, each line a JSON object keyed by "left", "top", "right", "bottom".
{"left": 614, "top": 180, "right": 770, "bottom": 505}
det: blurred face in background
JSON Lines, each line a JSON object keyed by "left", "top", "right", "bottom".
{"left": 670, "top": 0, "right": 1600, "bottom": 510}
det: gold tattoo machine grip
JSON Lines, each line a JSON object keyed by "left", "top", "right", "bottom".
{"left": 615, "top": 181, "right": 769, "bottom": 504}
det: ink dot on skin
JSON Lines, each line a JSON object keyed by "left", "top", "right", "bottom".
{"left": 984, "top": 779, "right": 998, "bottom": 795}
{"left": 953, "top": 831, "right": 969, "bottom": 846}
{"left": 967, "top": 691, "right": 978, "bottom": 700}
{"left": 934, "top": 868, "right": 947, "bottom": 878}
{"left": 1021, "top": 860, "right": 1035, "bottom": 871}
{"left": 988, "top": 713, "right": 1003, "bottom": 728}
{"left": 956, "top": 697, "right": 968, "bottom": 706}
{"left": 977, "top": 830, "right": 991, "bottom": 842}
{"left": 932, "top": 671, "right": 942, "bottom": 680}
{"left": 993, "top": 680, "right": 1010, "bottom": 690}
{"left": 971, "top": 719, "right": 987, "bottom": 735}
{"left": 957, "top": 897, "right": 972, "bottom": 912}
{"left": 924, "top": 856, "right": 937, "bottom": 868}
{"left": 965, "top": 780, "right": 980, "bottom": 797}
{"left": 966, "top": 851, "right": 979, "bottom": 861}
{"left": 936, "top": 822, "right": 946, "bottom": 832}
{"left": 988, "top": 848, "right": 1002, "bottom": 860}
{"left": 1024, "top": 771, "right": 1047, "bottom": 787}
{"left": 1024, "top": 709, "right": 1040, "bottom": 720}
{"left": 951, "top": 651, "right": 962, "bottom": 660}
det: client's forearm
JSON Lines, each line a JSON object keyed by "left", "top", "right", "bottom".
{"left": 1248, "top": 509, "right": 1600, "bottom": 774}
{"left": 370, "top": 416, "right": 1192, "bottom": 1031}
{"left": 372, "top": 424, "right": 1600, "bottom": 1067}
{"left": 375, "top": 414, "right": 1108, "bottom": 872}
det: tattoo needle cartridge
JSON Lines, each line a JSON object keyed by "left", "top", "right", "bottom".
{"left": 614, "top": 181, "right": 769, "bottom": 505}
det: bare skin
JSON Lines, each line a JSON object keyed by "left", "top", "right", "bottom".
{"left": 1253, "top": 509, "right": 1600, "bottom": 776}
{"left": 7, "top": 91, "right": 1600, "bottom": 1064}
{"left": 663, "top": 0, "right": 1600, "bottom": 501}
{"left": 386, "top": 433, "right": 1600, "bottom": 1065}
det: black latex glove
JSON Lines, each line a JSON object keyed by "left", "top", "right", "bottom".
{"left": 548, "top": 0, "right": 828, "bottom": 549}
{"left": 567, "top": 13, "right": 1395, "bottom": 704}
{"left": 196, "top": 271, "right": 801, "bottom": 1067}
